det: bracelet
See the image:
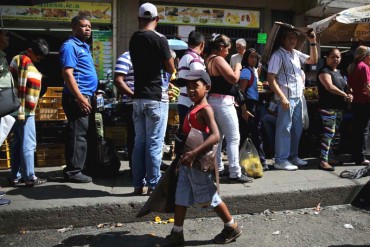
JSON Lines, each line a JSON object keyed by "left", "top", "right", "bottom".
{"left": 310, "top": 43, "right": 317, "bottom": 46}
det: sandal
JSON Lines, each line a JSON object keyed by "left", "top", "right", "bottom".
{"left": 25, "top": 177, "right": 47, "bottom": 187}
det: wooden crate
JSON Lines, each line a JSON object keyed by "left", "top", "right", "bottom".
{"left": 168, "top": 109, "right": 179, "bottom": 125}
{"left": 104, "top": 126, "right": 127, "bottom": 148}
{"left": 36, "top": 143, "right": 65, "bottom": 167}
{"left": 0, "top": 138, "right": 10, "bottom": 169}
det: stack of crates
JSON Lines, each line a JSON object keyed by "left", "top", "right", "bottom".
{"left": 0, "top": 138, "right": 11, "bottom": 169}
{"left": 104, "top": 125, "right": 127, "bottom": 148}
{"left": 35, "top": 87, "right": 66, "bottom": 121}
{"left": 36, "top": 143, "right": 65, "bottom": 167}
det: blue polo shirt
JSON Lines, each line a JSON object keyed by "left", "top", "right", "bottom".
{"left": 59, "top": 36, "right": 98, "bottom": 96}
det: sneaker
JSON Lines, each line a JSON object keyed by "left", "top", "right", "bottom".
{"left": 147, "top": 188, "right": 154, "bottom": 196}
{"left": 229, "top": 174, "right": 254, "bottom": 183}
{"left": 274, "top": 161, "right": 298, "bottom": 171}
{"left": 132, "top": 187, "right": 147, "bottom": 196}
{"left": 25, "top": 177, "right": 47, "bottom": 187}
{"left": 0, "top": 198, "right": 11, "bottom": 207}
{"left": 64, "top": 172, "right": 92, "bottom": 183}
{"left": 213, "top": 221, "right": 242, "bottom": 244}
{"left": 218, "top": 170, "right": 230, "bottom": 177}
{"left": 289, "top": 157, "right": 308, "bottom": 166}
{"left": 0, "top": 191, "right": 5, "bottom": 197}
{"left": 165, "top": 229, "right": 184, "bottom": 246}
{"left": 7, "top": 177, "right": 24, "bottom": 186}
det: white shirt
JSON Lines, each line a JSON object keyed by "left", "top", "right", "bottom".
{"left": 230, "top": 53, "right": 243, "bottom": 69}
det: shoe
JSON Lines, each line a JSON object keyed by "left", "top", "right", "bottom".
{"left": 0, "top": 191, "right": 5, "bottom": 197}
{"left": 274, "top": 161, "right": 298, "bottom": 171}
{"left": 25, "top": 177, "right": 47, "bottom": 187}
{"left": 147, "top": 188, "right": 154, "bottom": 196}
{"left": 132, "top": 187, "right": 147, "bottom": 196}
{"left": 64, "top": 172, "right": 92, "bottom": 183}
{"left": 289, "top": 157, "right": 308, "bottom": 166}
{"left": 319, "top": 165, "right": 335, "bottom": 171}
{"left": 218, "top": 170, "right": 230, "bottom": 177}
{"left": 213, "top": 221, "right": 242, "bottom": 244}
{"left": 160, "top": 162, "right": 170, "bottom": 172}
{"left": 7, "top": 177, "right": 24, "bottom": 186}
{"left": 355, "top": 160, "right": 370, "bottom": 166}
{"left": 262, "top": 164, "right": 269, "bottom": 171}
{"left": 0, "top": 198, "right": 11, "bottom": 207}
{"left": 166, "top": 229, "right": 185, "bottom": 246}
{"left": 229, "top": 174, "right": 254, "bottom": 183}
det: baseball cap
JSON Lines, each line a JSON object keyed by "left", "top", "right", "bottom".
{"left": 281, "top": 29, "right": 300, "bottom": 37}
{"left": 177, "top": 70, "right": 211, "bottom": 87}
{"left": 139, "top": 2, "right": 158, "bottom": 19}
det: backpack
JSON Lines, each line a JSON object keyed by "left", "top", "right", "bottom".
{"left": 91, "top": 134, "right": 121, "bottom": 178}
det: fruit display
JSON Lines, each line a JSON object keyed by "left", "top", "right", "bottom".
{"left": 304, "top": 86, "right": 318, "bottom": 100}
{"left": 168, "top": 84, "right": 180, "bottom": 102}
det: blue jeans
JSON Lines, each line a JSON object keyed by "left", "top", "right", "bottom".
{"left": 208, "top": 96, "right": 241, "bottom": 178}
{"left": 132, "top": 99, "right": 168, "bottom": 189}
{"left": 275, "top": 98, "right": 303, "bottom": 164}
{"left": 10, "top": 116, "right": 36, "bottom": 182}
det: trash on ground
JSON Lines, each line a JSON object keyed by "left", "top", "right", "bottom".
{"left": 344, "top": 224, "right": 354, "bottom": 229}
{"left": 57, "top": 225, "right": 74, "bottom": 233}
{"left": 272, "top": 231, "right": 280, "bottom": 235}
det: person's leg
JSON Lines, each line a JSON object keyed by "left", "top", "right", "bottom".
{"left": 318, "top": 108, "right": 337, "bottom": 169}
{"left": 214, "top": 201, "right": 232, "bottom": 223}
{"left": 20, "top": 116, "right": 37, "bottom": 182}
{"left": 174, "top": 205, "right": 187, "bottom": 227}
{"left": 131, "top": 99, "right": 146, "bottom": 189}
{"left": 351, "top": 103, "right": 370, "bottom": 164}
{"left": 274, "top": 100, "right": 294, "bottom": 164}
{"left": 10, "top": 119, "right": 22, "bottom": 181}
{"left": 247, "top": 100, "right": 266, "bottom": 166}
{"left": 144, "top": 100, "right": 168, "bottom": 189}
{"left": 125, "top": 104, "right": 135, "bottom": 170}
{"left": 262, "top": 114, "right": 277, "bottom": 150}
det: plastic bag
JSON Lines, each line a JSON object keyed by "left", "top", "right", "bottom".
{"left": 239, "top": 138, "right": 263, "bottom": 178}
{"left": 301, "top": 95, "right": 309, "bottom": 130}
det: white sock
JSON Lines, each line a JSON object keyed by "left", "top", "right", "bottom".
{"left": 173, "top": 225, "right": 183, "bottom": 232}
{"left": 225, "top": 218, "right": 235, "bottom": 227}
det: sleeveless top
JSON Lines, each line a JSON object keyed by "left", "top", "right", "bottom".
{"left": 207, "top": 56, "right": 234, "bottom": 96}
{"left": 182, "top": 104, "right": 211, "bottom": 135}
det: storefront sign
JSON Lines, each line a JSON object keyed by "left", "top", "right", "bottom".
{"left": 157, "top": 5, "right": 260, "bottom": 28}
{"left": 1, "top": 1, "right": 112, "bottom": 23}
{"left": 257, "top": 33, "right": 267, "bottom": 44}
{"left": 92, "top": 31, "right": 113, "bottom": 80}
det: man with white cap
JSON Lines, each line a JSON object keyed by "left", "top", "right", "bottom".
{"left": 267, "top": 29, "right": 318, "bottom": 171}
{"left": 129, "top": 2, "right": 175, "bottom": 195}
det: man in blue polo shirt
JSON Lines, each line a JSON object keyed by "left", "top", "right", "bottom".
{"left": 59, "top": 15, "right": 98, "bottom": 183}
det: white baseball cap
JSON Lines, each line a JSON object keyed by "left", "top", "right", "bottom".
{"left": 139, "top": 2, "right": 158, "bottom": 19}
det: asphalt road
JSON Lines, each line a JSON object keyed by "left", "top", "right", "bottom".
{"left": 0, "top": 205, "right": 369, "bottom": 247}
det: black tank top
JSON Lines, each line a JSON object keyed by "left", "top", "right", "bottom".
{"left": 207, "top": 56, "right": 234, "bottom": 96}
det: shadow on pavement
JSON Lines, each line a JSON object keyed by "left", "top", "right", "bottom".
{"left": 351, "top": 179, "right": 370, "bottom": 211}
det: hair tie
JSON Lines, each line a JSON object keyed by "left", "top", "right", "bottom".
{"left": 211, "top": 33, "right": 220, "bottom": 41}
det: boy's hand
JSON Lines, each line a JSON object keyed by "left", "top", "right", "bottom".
{"left": 180, "top": 151, "right": 196, "bottom": 167}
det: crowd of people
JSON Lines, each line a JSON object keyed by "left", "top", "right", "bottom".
{"left": 0, "top": 1, "right": 369, "bottom": 244}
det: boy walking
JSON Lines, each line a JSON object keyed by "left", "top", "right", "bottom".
{"left": 166, "top": 70, "right": 241, "bottom": 245}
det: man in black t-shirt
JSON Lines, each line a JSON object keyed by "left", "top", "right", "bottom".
{"left": 129, "top": 2, "right": 175, "bottom": 195}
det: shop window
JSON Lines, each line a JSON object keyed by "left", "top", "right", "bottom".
{"left": 271, "top": 10, "right": 294, "bottom": 26}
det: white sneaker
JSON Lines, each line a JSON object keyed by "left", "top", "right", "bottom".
{"left": 274, "top": 161, "right": 298, "bottom": 171}
{"left": 289, "top": 157, "right": 308, "bottom": 166}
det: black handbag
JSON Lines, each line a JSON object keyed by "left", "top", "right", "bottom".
{"left": 0, "top": 76, "right": 21, "bottom": 118}
{"left": 231, "top": 84, "right": 248, "bottom": 107}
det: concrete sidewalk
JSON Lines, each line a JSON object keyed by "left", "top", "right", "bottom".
{"left": 0, "top": 156, "right": 369, "bottom": 234}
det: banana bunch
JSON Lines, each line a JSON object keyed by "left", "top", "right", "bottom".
{"left": 304, "top": 87, "right": 318, "bottom": 100}
{"left": 168, "top": 83, "right": 180, "bottom": 102}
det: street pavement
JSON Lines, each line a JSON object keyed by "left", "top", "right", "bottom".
{"left": 0, "top": 155, "right": 369, "bottom": 235}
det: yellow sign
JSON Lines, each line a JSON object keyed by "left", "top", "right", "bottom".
{"left": 1, "top": 1, "right": 112, "bottom": 23}
{"left": 157, "top": 5, "right": 260, "bottom": 28}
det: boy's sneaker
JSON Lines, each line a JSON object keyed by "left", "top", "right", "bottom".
{"left": 213, "top": 221, "right": 242, "bottom": 244}
{"left": 228, "top": 174, "right": 253, "bottom": 183}
{"left": 289, "top": 157, "right": 308, "bottom": 166}
{"left": 0, "top": 198, "right": 11, "bottom": 207}
{"left": 274, "top": 161, "right": 298, "bottom": 171}
{"left": 165, "top": 229, "right": 184, "bottom": 246}
{"left": 0, "top": 191, "right": 5, "bottom": 197}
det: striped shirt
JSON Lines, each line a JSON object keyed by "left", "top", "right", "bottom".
{"left": 9, "top": 54, "right": 42, "bottom": 119}
{"left": 114, "top": 51, "right": 134, "bottom": 102}
{"left": 268, "top": 47, "right": 308, "bottom": 99}
{"left": 177, "top": 48, "right": 205, "bottom": 107}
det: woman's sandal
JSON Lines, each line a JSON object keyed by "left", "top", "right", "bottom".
{"left": 355, "top": 160, "right": 370, "bottom": 166}
{"left": 25, "top": 177, "right": 47, "bottom": 187}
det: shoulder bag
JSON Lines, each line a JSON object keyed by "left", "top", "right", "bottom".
{"left": 0, "top": 75, "right": 21, "bottom": 118}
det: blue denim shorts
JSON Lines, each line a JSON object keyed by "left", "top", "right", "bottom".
{"left": 175, "top": 165, "right": 222, "bottom": 208}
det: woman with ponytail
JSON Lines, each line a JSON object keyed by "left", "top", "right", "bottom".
{"left": 347, "top": 45, "right": 370, "bottom": 166}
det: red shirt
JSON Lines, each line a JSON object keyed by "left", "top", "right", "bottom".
{"left": 348, "top": 61, "right": 370, "bottom": 104}
{"left": 182, "top": 104, "right": 211, "bottom": 135}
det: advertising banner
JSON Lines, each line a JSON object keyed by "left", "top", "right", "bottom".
{"left": 92, "top": 30, "right": 113, "bottom": 80}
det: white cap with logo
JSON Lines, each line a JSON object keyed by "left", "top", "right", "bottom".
{"left": 139, "top": 2, "right": 158, "bottom": 19}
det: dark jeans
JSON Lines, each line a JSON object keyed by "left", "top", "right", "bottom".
{"left": 237, "top": 99, "right": 266, "bottom": 166}
{"left": 351, "top": 102, "right": 370, "bottom": 163}
{"left": 62, "top": 92, "right": 97, "bottom": 176}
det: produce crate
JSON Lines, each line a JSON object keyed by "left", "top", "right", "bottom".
{"left": 168, "top": 109, "right": 179, "bottom": 125}
{"left": 36, "top": 98, "right": 66, "bottom": 121}
{"left": 43, "top": 87, "right": 63, "bottom": 97}
{"left": 104, "top": 126, "right": 127, "bottom": 148}
{"left": 36, "top": 143, "right": 65, "bottom": 167}
{"left": 0, "top": 138, "right": 10, "bottom": 169}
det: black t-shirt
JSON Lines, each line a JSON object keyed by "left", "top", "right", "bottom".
{"left": 317, "top": 66, "right": 347, "bottom": 109}
{"left": 129, "top": 30, "right": 172, "bottom": 101}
